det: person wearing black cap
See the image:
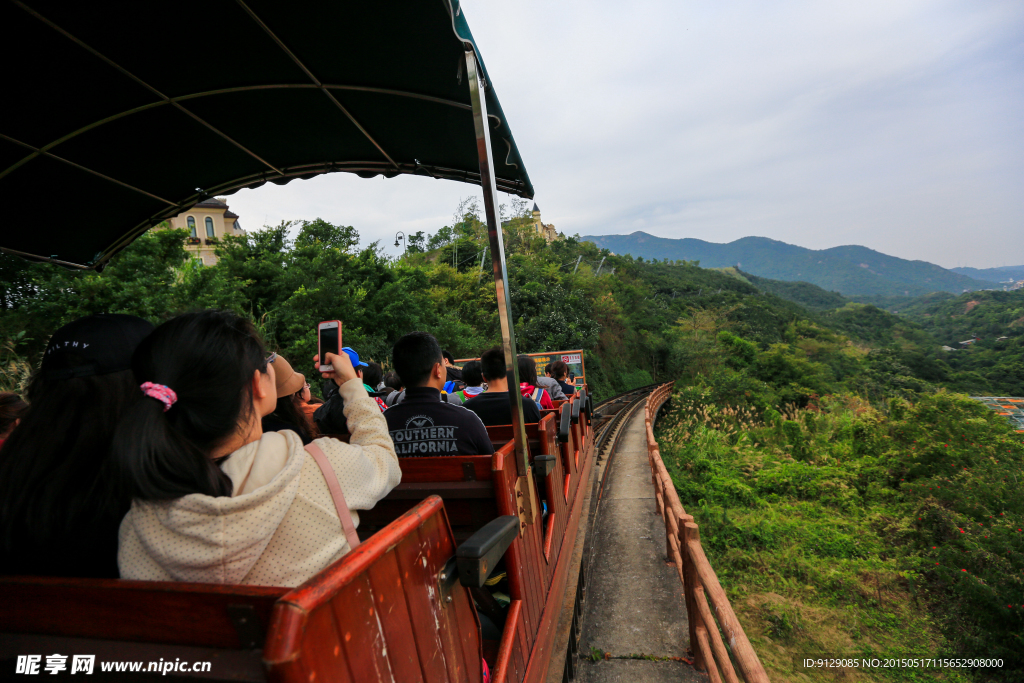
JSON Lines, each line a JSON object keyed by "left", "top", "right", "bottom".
{"left": 0, "top": 314, "right": 154, "bottom": 578}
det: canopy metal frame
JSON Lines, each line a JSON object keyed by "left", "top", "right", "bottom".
{"left": 233, "top": 0, "right": 400, "bottom": 172}
{"left": 465, "top": 50, "right": 536, "bottom": 528}
{"left": 1, "top": 0, "right": 531, "bottom": 269}
{"left": 11, "top": 0, "right": 286, "bottom": 179}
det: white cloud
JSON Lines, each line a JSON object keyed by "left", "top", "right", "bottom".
{"left": 225, "top": 0, "right": 1024, "bottom": 268}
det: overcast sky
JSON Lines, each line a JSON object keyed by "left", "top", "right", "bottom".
{"left": 226, "top": 0, "right": 1024, "bottom": 269}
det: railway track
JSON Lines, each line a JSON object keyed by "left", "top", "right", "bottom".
{"left": 592, "top": 384, "right": 666, "bottom": 493}
{"left": 553, "top": 383, "right": 674, "bottom": 682}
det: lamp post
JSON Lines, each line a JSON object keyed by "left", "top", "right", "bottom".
{"left": 394, "top": 231, "right": 406, "bottom": 253}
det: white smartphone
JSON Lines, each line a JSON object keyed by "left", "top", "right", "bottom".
{"left": 318, "top": 320, "right": 342, "bottom": 372}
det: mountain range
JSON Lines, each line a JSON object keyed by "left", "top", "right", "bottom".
{"left": 949, "top": 265, "right": 1024, "bottom": 284}
{"left": 580, "top": 232, "right": 1005, "bottom": 297}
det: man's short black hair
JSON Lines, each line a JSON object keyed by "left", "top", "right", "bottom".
{"left": 392, "top": 332, "right": 443, "bottom": 388}
{"left": 363, "top": 361, "right": 383, "bottom": 389}
{"left": 441, "top": 349, "right": 455, "bottom": 364}
{"left": 479, "top": 347, "right": 506, "bottom": 382}
{"left": 551, "top": 360, "right": 569, "bottom": 380}
{"left": 461, "top": 360, "right": 483, "bottom": 387}
{"left": 382, "top": 370, "right": 403, "bottom": 391}
{"left": 544, "top": 363, "right": 552, "bottom": 375}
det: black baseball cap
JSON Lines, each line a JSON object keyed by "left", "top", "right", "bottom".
{"left": 39, "top": 314, "right": 154, "bottom": 380}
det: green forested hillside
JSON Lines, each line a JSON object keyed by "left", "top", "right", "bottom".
{"left": 736, "top": 274, "right": 1024, "bottom": 397}
{"left": 895, "top": 290, "right": 1024, "bottom": 396}
{"left": 0, "top": 210, "right": 823, "bottom": 401}
{"left": 1, "top": 208, "right": 1021, "bottom": 680}
{"left": 581, "top": 232, "right": 991, "bottom": 297}
{"left": 743, "top": 273, "right": 848, "bottom": 311}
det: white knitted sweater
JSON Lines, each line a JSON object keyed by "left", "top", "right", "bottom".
{"left": 118, "top": 378, "right": 400, "bottom": 587}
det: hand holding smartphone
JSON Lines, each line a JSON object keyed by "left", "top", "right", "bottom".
{"left": 315, "top": 351, "right": 358, "bottom": 386}
{"left": 318, "top": 320, "right": 341, "bottom": 372}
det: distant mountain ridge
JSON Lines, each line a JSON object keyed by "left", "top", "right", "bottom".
{"left": 949, "top": 265, "right": 1024, "bottom": 284}
{"left": 580, "top": 232, "right": 992, "bottom": 297}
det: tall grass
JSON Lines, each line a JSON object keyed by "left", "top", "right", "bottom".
{"left": 657, "top": 387, "right": 1023, "bottom": 682}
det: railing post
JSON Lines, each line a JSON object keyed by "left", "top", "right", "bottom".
{"left": 695, "top": 627, "right": 721, "bottom": 683}
{"left": 665, "top": 504, "right": 678, "bottom": 564}
{"left": 674, "top": 512, "right": 690, "bottom": 585}
{"left": 683, "top": 522, "right": 704, "bottom": 671}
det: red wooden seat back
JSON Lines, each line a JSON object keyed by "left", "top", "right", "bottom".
{"left": 0, "top": 576, "right": 285, "bottom": 649}
{"left": 397, "top": 454, "right": 494, "bottom": 482}
{"left": 265, "top": 496, "right": 482, "bottom": 683}
{"left": 360, "top": 414, "right": 559, "bottom": 537}
{"left": 357, "top": 454, "right": 498, "bottom": 536}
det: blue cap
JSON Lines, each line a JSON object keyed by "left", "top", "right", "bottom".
{"left": 342, "top": 346, "right": 368, "bottom": 368}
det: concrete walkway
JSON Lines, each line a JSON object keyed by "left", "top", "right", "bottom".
{"left": 577, "top": 409, "right": 706, "bottom": 683}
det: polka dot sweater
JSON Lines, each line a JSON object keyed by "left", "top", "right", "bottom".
{"left": 118, "top": 378, "right": 401, "bottom": 587}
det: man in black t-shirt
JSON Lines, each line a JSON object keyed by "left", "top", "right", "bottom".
{"left": 551, "top": 359, "right": 577, "bottom": 396}
{"left": 464, "top": 347, "right": 542, "bottom": 426}
{"left": 385, "top": 332, "right": 493, "bottom": 457}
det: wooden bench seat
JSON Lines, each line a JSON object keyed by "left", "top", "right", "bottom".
{"left": 0, "top": 577, "right": 286, "bottom": 681}
{"left": 0, "top": 498, "right": 479, "bottom": 683}
{"left": 358, "top": 414, "right": 564, "bottom": 542}
{"left": 357, "top": 454, "right": 499, "bottom": 540}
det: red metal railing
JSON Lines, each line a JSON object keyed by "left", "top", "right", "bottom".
{"left": 644, "top": 384, "right": 769, "bottom": 683}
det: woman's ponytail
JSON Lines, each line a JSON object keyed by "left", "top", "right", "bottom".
{"left": 113, "top": 310, "right": 267, "bottom": 501}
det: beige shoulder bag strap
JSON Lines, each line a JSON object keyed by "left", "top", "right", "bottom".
{"left": 303, "top": 442, "right": 361, "bottom": 549}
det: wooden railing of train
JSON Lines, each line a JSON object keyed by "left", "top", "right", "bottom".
{"left": 644, "top": 384, "right": 770, "bottom": 683}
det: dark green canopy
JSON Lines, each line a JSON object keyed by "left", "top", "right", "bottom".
{"left": 0, "top": 0, "right": 533, "bottom": 268}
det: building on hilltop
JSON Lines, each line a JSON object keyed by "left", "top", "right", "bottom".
{"left": 528, "top": 203, "right": 559, "bottom": 243}
{"left": 512, "top": 202, "right": 561, "bottom": 242}
{"left": 160, "top": 197, "right": 245, "bottom": 265}
{"left": 500, "top": 202, "right": 559, "bottom": 243}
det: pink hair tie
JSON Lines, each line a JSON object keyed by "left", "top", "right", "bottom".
{"left": 140, "top": 382, "right": 177, "bottom": 412}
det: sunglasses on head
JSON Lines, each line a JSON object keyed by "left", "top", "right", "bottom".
{"left": 265, "top": 352, "right": 277, "bottom": 365}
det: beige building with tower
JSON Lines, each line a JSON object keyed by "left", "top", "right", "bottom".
{"left": 163, "top": 197, "right": 245, "bottom": 265}
{"left": 528, "top": 203, "right": 559, "bottom": 243}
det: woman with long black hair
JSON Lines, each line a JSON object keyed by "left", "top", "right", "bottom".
{"left": 0, "top": 314, "right": 154, "bottom": 577}
{"left": 115, "top": 310, "right": 400, "bottom": 587}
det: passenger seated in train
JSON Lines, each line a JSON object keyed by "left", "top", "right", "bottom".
{"left": 441, "top": 349, "right": 465, "bottom": 393}
{"left": 463, "top": 348, "right": 542, "bottom": 426}
{"left": 261, "top": 354, "right": 318, "bottom": 445}
{"left": 313, "top": 346, "right": 385, "bottom": 435}
{"left": 550, "top": 360, "right": 576, "bottom": 396}
{"left": 517, "top": 355, "right": 554, "bottom": 409}
{"left": 363, "top": 361, "right": 386, "bottom": 394}
{"left": 454, "top": 359, "right": 485, "bottom": 402}
{"left": 381, "top": 370, "right": 403, "bottom": 407}
{"left": 115, "top": 310, "right": 400, "bottom": 587}
{"left": 0, "top": 391, "right": 28, "bottom": 447}
{"left": 384, "top": 331, "right": 493, "bottom": 457}
{"left": 538, "top": 363, "right": 567, "bottom": 401}
{"left": 384, "top": 355, "right": 464, "bottom": 407}
{"left": 0, "top": 314, "right": 154, "bottom": 578}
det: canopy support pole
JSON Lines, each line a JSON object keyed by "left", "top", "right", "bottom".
{"left": 465, "top": 50, "right": 537, "bottom": 529}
